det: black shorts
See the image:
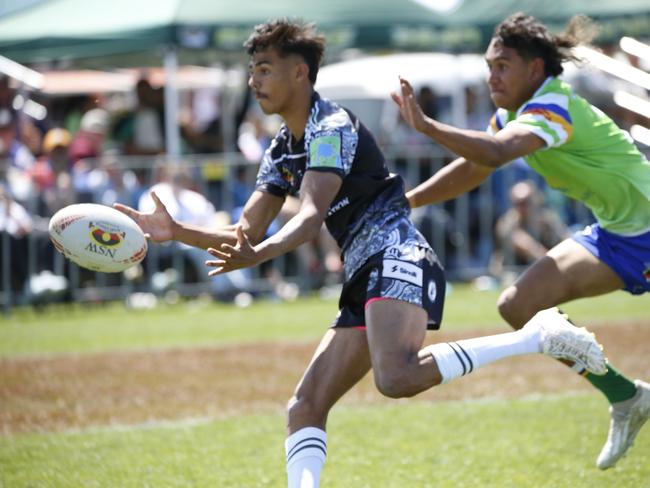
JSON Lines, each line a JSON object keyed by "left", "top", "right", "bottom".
{"left": 332, "top": 244, "right": 446, "bottom": 330}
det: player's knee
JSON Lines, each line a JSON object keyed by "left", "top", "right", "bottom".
{"left": 497, "top": 286, "right": 541, "bottom": 329}
{"left": 497, "top": 286, "right": 522, "bottom": 328}
{"left": 373, "top": 368, "right": 414, "bottom": 399}
{"left": 286, "top": 394, "right": 326, "bottom": 428}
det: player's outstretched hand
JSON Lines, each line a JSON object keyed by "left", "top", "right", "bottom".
{"left": 206, "top": 225, "right": 259, "bottom": 276}
{"left": 113, "top": 191, "right": 175, "bottom": 243}
{"left": 391, "top": 76, "right": 431, "bottom": 134}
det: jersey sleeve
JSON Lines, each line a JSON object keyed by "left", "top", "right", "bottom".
{"left": 255, "top": 141, "right": 290, "bottom": 197}
{"left": 509, "top": 92, "right": 573, "bottom": 148}
{"left": 487, "top": 108, "right": 507, "bottom": 135}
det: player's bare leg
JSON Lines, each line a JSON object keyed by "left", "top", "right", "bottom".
{"left": 497, "top": 239, "right": 624, "bottom": 328}
{"left": 496, "top": 238, "right": 647, "bottom": 469}
{"left": 285, "top": 327, "right": 371, "bottom": 488}
{"left": 364, "top": 298, "right": 605, "bottom": 397}
{"left": 364, "top": 299, "right": 440, "bottom": 396}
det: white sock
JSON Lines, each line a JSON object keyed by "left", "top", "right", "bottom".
{"left": 424, "top": 327, "right": 541, "bottom": 383}
{"left": 285, "top": 427, "right": 327, "bottom": 488}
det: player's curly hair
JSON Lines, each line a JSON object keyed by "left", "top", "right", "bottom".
{"left": 493, "top": 13, "right": 598, "bottom": 76}
{"left": 244, "top": 18, "right": 325, "bottom": 84}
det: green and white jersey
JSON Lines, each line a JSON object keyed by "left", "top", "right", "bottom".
{"left": 488, "top": 76, "right": 650, "bottom": 236}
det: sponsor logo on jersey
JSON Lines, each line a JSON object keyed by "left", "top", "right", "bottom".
{"left": 643, "top": 263, "right": 650, "bottom": 282}
{"left": 383, "top": 259, "right": 422, "bottom": 286}
{"left": 327, "top": 196, "right": 350, "bottom": 217}
{"left": 427, "top": 279, "right": 437, "bottom": 302}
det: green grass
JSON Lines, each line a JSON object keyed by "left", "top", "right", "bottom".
{"left": 1, "top": 284, "right": 646, "bottom": 358}
{"left": 1, "top": 394, "right": 648, "bottom": 487}
{"left": 1, "top": 286, "right": 649, "bottom": 486}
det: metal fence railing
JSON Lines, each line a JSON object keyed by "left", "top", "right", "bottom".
{"left": 1, "top": 147, "right": 594, "bottom": 313}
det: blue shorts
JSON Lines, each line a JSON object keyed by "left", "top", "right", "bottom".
{"left": 572, "top": 224, "right": 650, "bottom": 295}
{"left": 332, "top": 242, "right": 446, "bottom": 330}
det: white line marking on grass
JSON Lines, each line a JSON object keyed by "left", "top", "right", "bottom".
{"left": 55, "top": 391, "right": 599, "bottom": 437}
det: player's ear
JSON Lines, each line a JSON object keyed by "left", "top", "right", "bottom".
{"left": 294, "top": 60, "right": 310, "bottom": 83}
{"left": 530, "top": 57, "right": 545, "bottom": 80}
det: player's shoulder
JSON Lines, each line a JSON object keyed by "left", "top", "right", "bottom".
{"left": 523, "top": 77, "right": 573, "bottom": 111}
{"left": 539, "top": 77, "right": 573, "bottom": 96}
{"left": 309, "top": 93, "right": 356, "bottom": 135}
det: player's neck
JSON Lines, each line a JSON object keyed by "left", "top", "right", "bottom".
{"left": 514, "top": 77, "right": 547, "bottom": 110}
{"left": 281, "top": 86, "right": 314, "bottom": 140}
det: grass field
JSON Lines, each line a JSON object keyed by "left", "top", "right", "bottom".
{"left": 3, "top": 285, "right": 646, "bottom": 357}
{"left": 1, "top": 285, "right": 649, "bottom": 487}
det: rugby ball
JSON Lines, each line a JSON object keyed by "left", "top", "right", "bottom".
{"left": 48, "top": 203, "right": 147, "bottom": 273}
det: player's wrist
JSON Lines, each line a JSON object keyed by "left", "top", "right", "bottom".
{"left": 169, "top": 219, "right": 181, "bottom": 242}
{"left": 420, "top": 116, "right": 436, "bottom": 137}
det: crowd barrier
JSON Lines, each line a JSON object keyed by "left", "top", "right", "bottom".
{"left": 0, "top": 147, "right": 594, "bottom": 314}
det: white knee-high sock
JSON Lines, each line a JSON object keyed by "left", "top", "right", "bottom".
{"left": 423, "top": 327, "right": 541, "bottom": 383}
{"left": 285, "top": 427, "right": 327, "bottom": 488}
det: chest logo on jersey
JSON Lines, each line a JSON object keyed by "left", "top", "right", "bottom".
{"left": 280, "top": 166, "right": 295, "bottom": 185}
{"left": 643, "top": 263, "right": 650, "bottom": 282}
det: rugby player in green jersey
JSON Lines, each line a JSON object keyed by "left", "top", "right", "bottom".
{"left": 393, "top": 12, "right": 650, "bottom": 469}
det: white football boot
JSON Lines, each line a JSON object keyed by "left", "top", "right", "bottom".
{"left": 597, "top": 380, "right": 650, "bottom": 470}
{"left": 525, "top": 308, "right": 607, "bottom": 375}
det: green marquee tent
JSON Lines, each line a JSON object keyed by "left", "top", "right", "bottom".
{"left": 0, "top": 0, "right": 647, "bottom": 154}
{"left": 0, "top": 0, "right": 648, "bottom": 65}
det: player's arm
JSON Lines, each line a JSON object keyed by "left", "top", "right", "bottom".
{"left": 114, "top": 190, "right": 281, "bottom": 251}
{"left": 237, "top": 189, "right": 286, "bottom": 245}
{"left": 207, "top": 171, "right": 341, "bottom": 275}
{"left": 169, "top": 189, "right": 284, "bottom": 249}
{"left": 393, "top": 77, "right": 545, "bottom": 167}
{"left": 406, "top": 157, "right": 496, "bottom": 208}
{"left": 416, "top": 118, "right": 544, "bottom": 168}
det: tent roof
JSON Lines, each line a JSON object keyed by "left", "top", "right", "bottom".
{"left": 0, "top": 0, "right": 648, "bottom": 66}
{"left": 0, "top": 0, "right": 452, "bottom": 64}
{"left": 36, "top": 65, "right": 228, "bottom": 95}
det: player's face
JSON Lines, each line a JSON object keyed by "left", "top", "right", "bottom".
{"left": 485, "top": 39, "right": 542, "bottom": 111}
{"left": 248, "top": 48, "right": 302, "bottom": 116}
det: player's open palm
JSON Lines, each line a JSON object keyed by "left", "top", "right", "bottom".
{"left": 391, "top": 76, "right": 430, "bottom": 134}
{"left": 113, "top": 191, "right": 174, "bottom": 243}
{"left": 206, "top": 225, "right": 259, "bottom": 276}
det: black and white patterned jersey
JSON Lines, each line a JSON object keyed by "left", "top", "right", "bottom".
{"left": 255, "top": 91, "right": 413, "bottom": 279}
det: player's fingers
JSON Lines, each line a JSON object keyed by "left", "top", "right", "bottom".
{"left": 113, "top": 203, "right": 138, "bottom": 218}
{"left": 390, "top": 92, "right": 402, "bottom": 107}
{"left": 208, "top": 267, "right": 224, "bottom": 277}
{"left": 150, "top": 191, "right": 165, "bottom": 210}
{"left": 207, "top": 247, "right": 230, "bottom": 259}
{"left": 220, "top": 243, "right": 238, "bottom": 254}
{"left": 399, "top": 76, "right": 414, "bottom": 94}
{"left": 235, "top": 225, "right": 251, "bottom": 247}
{"left": 205, "top": 259, "right": 225, "bottom": 267}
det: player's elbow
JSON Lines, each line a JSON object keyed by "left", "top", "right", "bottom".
{"left": 473, "top": 152, "right": 506, "bottom": 168}
{"left": 300, "top": 212, "right": 325, "bottom": 242}
{"left": 473, "top": 144, "right": 510, "bottom": 168}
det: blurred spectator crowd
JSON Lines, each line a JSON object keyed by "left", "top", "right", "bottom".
{"left": 0, "top": 72, "right": 348, "bottom": 307}
{"left": 0, "top": 47, "right": 648, "bottom": 308}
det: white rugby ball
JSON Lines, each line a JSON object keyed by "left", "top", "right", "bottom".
{"left": 49, "top": 203, "right": 147, "bottom": 273}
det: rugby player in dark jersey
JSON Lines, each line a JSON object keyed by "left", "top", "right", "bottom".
{"left": 115, "top": 19, "right": 607, "bottom": 488}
